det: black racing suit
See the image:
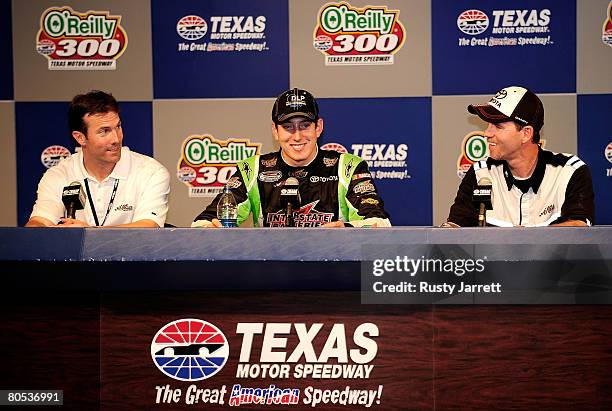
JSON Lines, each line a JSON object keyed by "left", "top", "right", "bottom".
{"left": 193, "top": 149, "right": 391, "bottom": 227}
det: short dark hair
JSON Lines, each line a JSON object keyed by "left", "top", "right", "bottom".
{"left": 68, "top": 90, "right": 120, "bottom": 134}
{"left": 514, "top": 121, "right": 540, "bottom": 144}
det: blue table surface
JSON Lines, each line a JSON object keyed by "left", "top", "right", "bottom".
{"left": 1, "top": 227, "right": 610, "bottom": 262}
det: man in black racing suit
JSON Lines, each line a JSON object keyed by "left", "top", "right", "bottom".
{"left": 192, "top": 88, "right": 390, "bottom": 228}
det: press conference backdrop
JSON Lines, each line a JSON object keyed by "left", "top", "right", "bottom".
{"left": 1, "top": 0, "right": 611, "bottom": 228}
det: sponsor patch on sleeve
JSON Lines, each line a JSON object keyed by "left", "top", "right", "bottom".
{"left": 351, "top": 172, "right": 372, "bottom": 181}
{"left": 353, "top": 181, "right": 376, "bottom": 194}
{"left": 360, "top": 198, "right": 379, "bottom": 206}
{"left": 227, "top": 176, "right": 243, "bottom": 188}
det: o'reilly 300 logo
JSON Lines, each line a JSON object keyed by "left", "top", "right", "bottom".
{"left": 603, "top": 1, "right": 612, "bottom": 47}
{"left": 456, "top": 132, "right": 546, "bottom": 179}
{"left": 178, "top": 135, "right": 260, "bottom": 198}
{"left": 313, "top": 2, "right": 406, "bottom": 66}
{"left": 36, "top": 7, "right": 128, "bottom": 70}
{"left": 457, "top": 8, "right": 553, "bottom": 47}
{"left": 457, "top": 132, "right": 489, "bottom": 178}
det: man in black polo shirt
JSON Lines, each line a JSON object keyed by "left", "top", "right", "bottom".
{"left": 445, "top": 86, "right": 594, "bottom": 227}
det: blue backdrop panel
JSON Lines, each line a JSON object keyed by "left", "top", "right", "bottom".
{"left": 118, "top": 102, "right": 154, "bottom": 156}
{"left": 317, "top": 97, "right": 432, "bottom": 226}
{"left": 432, "top": 0, "right": 576, "bottom": 95}
{"left": 0, "top": 0, "right": 13, "bottom": 100}
{"left": 577, "top": 94, "right": 612, "bottom": 225}
{"left": 151, "top": 0, "right": 289, "bottom": 98}
{"left": 15, "top": 102, "right": 153, "bottom": 226}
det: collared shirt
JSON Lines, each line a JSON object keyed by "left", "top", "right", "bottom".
{"left": 30, "top": 147, "right": 170, "bottom": 227}
{"left": 447, "top": 148, "right": 595, "bottom": 227}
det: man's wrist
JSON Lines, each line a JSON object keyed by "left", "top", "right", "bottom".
{"left": 439, "top": 221, "right": 460, "bottom": 228}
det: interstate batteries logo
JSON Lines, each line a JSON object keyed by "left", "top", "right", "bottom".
{"left": 151, "top": 319, "right": 229, "bottom": 381}
{"left": 266, "top": 200, "right": 334, "bottom": 227}
{"left": 456, "top": 8, "right": 553, "bottom": 47}
{"left": 313, "top": 2, "right": 406, "bottom": 65}
{"left": 603, "top": 1, "right": 612, "bottom": 47}
{"left": 36, "top": 7, "right": 128, "bottom": 70}
{"left": 178, "top": 135, "right": 260, "bottom": 197}
{"left": 321, "top": 143, "right": 410, "bottom": 180}
{"left": 176, "top": 14, "right": 268, "bottom": 53}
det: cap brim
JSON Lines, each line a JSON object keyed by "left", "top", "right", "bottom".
{"left": 276, "top": 111, "right": 317, "bottom": 123}
{"left": 468, "top": 104, "right": 511, "bottom": 123}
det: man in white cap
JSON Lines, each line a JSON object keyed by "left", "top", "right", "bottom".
{"left": 445, "top": 86, "right": 594, "bottom": 227}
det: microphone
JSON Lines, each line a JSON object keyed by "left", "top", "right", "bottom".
{"left": 62, "top": 181, "right": 86, "bottom": 219}
{"left": 280, "top": 177, "right": 301, "bottom": 227}
{"left": 472, "top": 177, "right": 493, "bottom": 227}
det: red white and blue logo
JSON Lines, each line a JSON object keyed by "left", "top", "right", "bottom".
{"left": 151, "top": 319, "right": 229, "bottom": 381}
{"left": 176, "top": 15, "right": 207, "bottom": 41}
{"left": 605, "top": 142, "right": 612, "bottom": 164}
{"left": 457, "top": 10, "right": 489, "bottom": 35}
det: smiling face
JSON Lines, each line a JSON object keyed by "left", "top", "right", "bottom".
{"left": 73, "top": 111, "right": 123, "bottom": 169}
{"left": 484, "top": 120, "right": 531, "bottom": 161}
{"left": 272, "top": 117, "right": 323, "bottom": 167}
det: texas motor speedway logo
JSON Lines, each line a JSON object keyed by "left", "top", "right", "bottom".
{"left": 40, "top": 145, "right": 71, "bottom": 168}
{"left": 605, "top": 142, "right": 612, "bottom": 177}
{"left": 457, "top": 8, "right": 553, "bottom": 47}
{"left": 36, "top": 6, "right": 128, "bottom": 70}
{"left": 152, "top": 320, "right": 384, "bottom": 407}
{"left": 313, "top": 2, "right": 406, "bottom": 65}
{"left": 151, "top": 319, "right": 229, "bottom": 381}
{"left": 321, "top": 142, "right": 410, "bottom": 180}
{"left": 175, "top": 14, "right": 269, "bottom": 53}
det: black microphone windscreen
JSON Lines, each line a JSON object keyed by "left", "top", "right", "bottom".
{"left": 473, "top": 177, "right": 493, "bottom": 209}
{"left": 62, "top": 181, "right": 86, "bottom": 214}
{"left": 280, "top": 177, "right": 301, "bottom": 206}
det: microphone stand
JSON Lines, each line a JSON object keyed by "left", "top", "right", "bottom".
{"left": 66, "top": 203, "right": 76, "bottom": 219}
{"left": 478, "top": 203, "right": 486, "bottom": 227}
{"left": 286, "top": 203, "right": 294, "bottom": 227}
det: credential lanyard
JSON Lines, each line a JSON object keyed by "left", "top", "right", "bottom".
{"left": 84, "top": 178, "right": 119, "bottom": 227}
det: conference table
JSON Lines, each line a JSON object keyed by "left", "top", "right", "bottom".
{"left": 1, "top": 227, "right": 611, "bottom": 410}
